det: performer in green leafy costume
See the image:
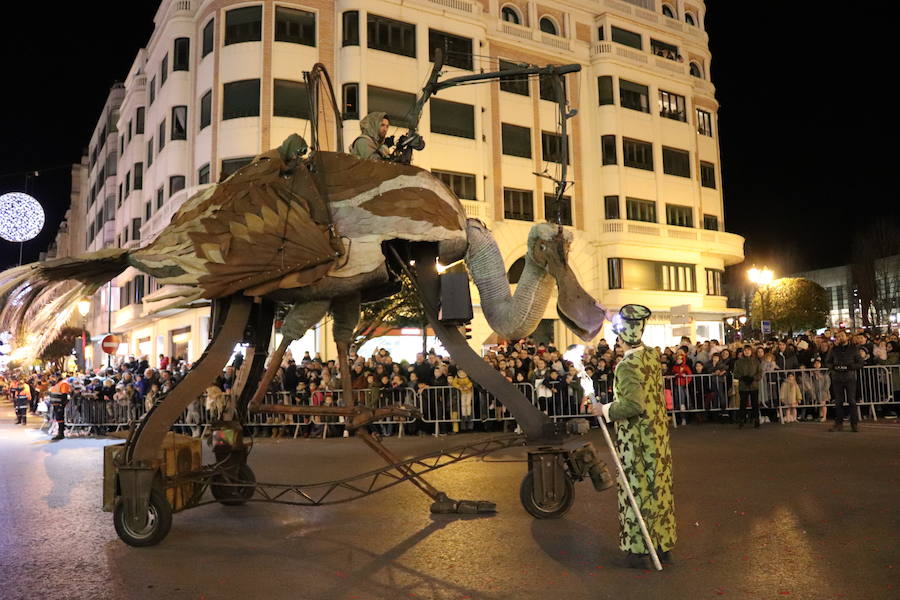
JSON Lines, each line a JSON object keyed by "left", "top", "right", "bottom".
{"left": 595, "top": 304, "right": 676, "bottom": 567}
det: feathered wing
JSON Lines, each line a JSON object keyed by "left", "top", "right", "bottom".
{"left": 130, "top": 150, "right": 338, "bottom": 304}
{"left": 0, "top": 249, "right": 129, "bottom": 364}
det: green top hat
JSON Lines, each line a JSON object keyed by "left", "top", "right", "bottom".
{"left": 612, "top": 304, "right": 652, "bottom": 345}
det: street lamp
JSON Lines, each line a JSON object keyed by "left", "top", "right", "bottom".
{"left": 748, "top": 267, "right": 775, "bottom": 337}
{"left": 77, "top": 297, "right": 90, "bottom": 372}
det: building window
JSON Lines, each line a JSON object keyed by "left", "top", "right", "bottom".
{"left": 651, "top": 38, "right": 680, "bottom": 61}
{"left": 135, "top": 107, "right": 145, "bottom": 134}
{"left": 666, "top": 203, "right": 693, "bottom": 227}
{"left": 659, "top": 90, "right": 686, "bottom": 121}
{"left": 221, "top": 157, "right": 253, "bottom": 180}
{"left": 133, "top": 162, "right": 143, "bottom": 190}
{"left": 608, "top": 258, "right": 622, "bottom": 289}
{"left": 626, "top": 197, "right": 656, "bottom": 222}
{"left": 131, "top": 218, "right": 142, "bottom": 241}
{"left": 620, "top": 79, "right": 649, "bottom": 113}
{"left": 539, "top": 73, "right": 566, "bottom": 102}
{"left": 149, "top": 77, "right": 156, "bottom": 105}
{"left": 503, "top": 188, "right": 533, "bottom": 221}
{"left": 662, "top": 147, "right": 690, "bottom": 178}
{"left": 225, "top": 6, "right": 262, "bottom": 45}
{"left": 428, "top": 29, "right": 473, "bottom": 71}
{"left": 169, "top": 175, "right": 185, "bottom": 196}
{"left": 697, "top": 108, "right": 713, "bottom": 136}
{"left": 432, "top": 170, "right": 476, "bottom": 200}
{"left": 609, "top": 258, "right": 696, "bottom": 292}
{"left": 222, "top": 79, "right": 261, "bottom": 119}
{"left": 367, "top": 14, "right": 416, "bottom": 58}
{"left": 158, "top": 119, "right": 166, "bottom": 151}
{"left": 275, "top": 6, "right": 316, "bottom": 46}
{"left": 146, "top": 139, "right": 153, "bottom": 167}
{"left": 539, "top": 17, "right": 558, "bottom": 36}
{"left": 706, "top": 269, "right": 723, "bottom": 296}
{"left": 623, "top": 138, "right": 653, "bottom": 171}
{"left": 171, "top": 106, "right": 188, "bottom": 140}
{"left": 544, "top": 193, "right": 572, "bottom": 226}
{"left": 202, "top": 19, "right": 214, "bottom": 57}
{"left": 700, "top": 161, "right": 716, "bottom": 188}
{"left": 499, "top": 59, "right": 529, "bottom": 96}
{"left": 160, "top": 54, "right": 168, "bottom": 86}
{"left": 703, "top": 214, "right": 719, "bottom": 231}
{"left": 342, "top": 11, "right": 359, "bottom": 46}
{"left": 662, "top": 4, "right": 676, "bottom": 18}
{"left": 173, "top": 38, "right": 190, "bottom": 71}
{"left": 125, "top": 171, "right": 131, "bottom": 197}
{"left": 367, "top": 86, "right": 415, "bottom": 129}
{"left": 501, "top": 123, "right": 531, "bottom": 158}
{"left": 342, "top": 83, "right": 359, "bottom": 120}
{"left": 661, "top": 263, "right": 696, "bottom": 292}
{"left": 604, "top": 195, "right": 620, "bottom": 219}
{"left": 611, "top": 26, "right": 642, "bottom": 50}
{"left": 156, "top": 186, "right": 164, "bottom": 210}
{"left": 200, "top": 90, "right": 212, "bottom": 129}
{"left": 601, "top": 135, "right": 617, "bottom": 165}
{"left": 541, "top": 131, "right": 569, "bottom": 164}
{"left": 274, "top": 80, "right": 310, "bottom": 119}
{"left": 145, "top": 201, "right": 152, "bottom": 221}
{"left": 134, "top": 274, "right": 146, "bottom": 303}
{"left": 501, "top": 5, "right": 521, "bottom": 24}
{"left": 689, "top": 62, "right": 703, "bottom": 78}
{"left": 430, "top": 98, "right": 474, "bottom": 139}
{"left": 198, "top": 163, "right": 210, "bottom": 185}
{"left": 598, "top": 76, "right": 614, "bottom": 105}
{"left": 685, "top": 13, "right": 696, "bottom": 27}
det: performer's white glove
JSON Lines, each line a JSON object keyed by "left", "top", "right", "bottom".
{"left": 591, "top": 400, "right": 612, "bottom": 423}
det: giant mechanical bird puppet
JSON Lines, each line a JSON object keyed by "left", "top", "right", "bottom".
{"left": 0, "top": 60, "right": 614, "bottom": 545}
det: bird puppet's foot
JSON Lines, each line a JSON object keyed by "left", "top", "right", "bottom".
{"left": 430, "top": 492, "right": 496, "bottom": 514}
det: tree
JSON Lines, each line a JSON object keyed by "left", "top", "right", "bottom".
{"left": 751, "top": 277, "right": 827, "bottom": 335}
{"left": 352, "top": 274, "right": 425, "bottom": 350}
{"left": 39, "top": 326, "right": 89, "bottom": 372}
{"left": 852, "top": 221, "right": 900, "bottom": 330}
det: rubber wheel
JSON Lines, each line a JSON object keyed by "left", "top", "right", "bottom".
{"left": 519, "top": 469, "right": 575, "bottom": 519}
{"left": 113, "top": 488, "right": 173, "bottom": 547}
{"left": 211, "top": 464, "right": 256, "bottom": 506}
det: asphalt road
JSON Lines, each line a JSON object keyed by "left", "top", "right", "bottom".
{"left": 0, "top": 401, "right": 898, "bottom": 600}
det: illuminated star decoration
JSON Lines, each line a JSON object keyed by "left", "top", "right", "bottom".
{"left": 0, "top": 192, "right": 45, "bottom": 242}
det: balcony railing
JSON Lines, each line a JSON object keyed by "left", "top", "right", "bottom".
{"left": 427, "top": 0, "right": 473, "bottom": 13}
{"left": 461, "top": 200, "right": 491, "bottom": 222}
{"left": 601, "top": 221, "right": 744, "bottom": 263}
{"left": 496, "top": 20, "right": 572, "bottom": 52}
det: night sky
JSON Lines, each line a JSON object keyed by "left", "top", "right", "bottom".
{"left": 2, "top": 3, "right": 896, "bottom": 273}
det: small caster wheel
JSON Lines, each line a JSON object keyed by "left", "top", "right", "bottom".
{"left": 113, "top": 488, "right": 173, "bottom": 547}
{"left": 519, "top": 469, "right": 574, "bottom": 519}
{"left": 211, "top": 464, "right": 256, "bottom": 506}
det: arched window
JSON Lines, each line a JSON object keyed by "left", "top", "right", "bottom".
{"left": 507, "top": 257, "right": 526, "bottom": 284}
{"left": 662, "top": 5, "right": 676, "bottom": 19}
{"left": 501, "top": 5, "right": 521, "bottom": 25}
{"left": 684, "top": 12, "right": 696, "bottom": 26}
{"left": 689, "top": 62, "right": 703, "bottom": 78}
{"left": 539, "top": 16, "right": 558, "bottom": 36}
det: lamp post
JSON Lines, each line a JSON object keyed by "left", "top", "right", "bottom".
{"left": 748, "top": 267, "right": 774, "bottom": 338}
{"left": 77, "top": 297, "right": 91, "bottom": 372}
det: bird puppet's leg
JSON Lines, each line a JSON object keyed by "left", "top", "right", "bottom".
{"left": 248, "top": 300, "right": 329, "bottom": 411}
{"left": 329, "top": 292, "right": 494, "bottom": 514}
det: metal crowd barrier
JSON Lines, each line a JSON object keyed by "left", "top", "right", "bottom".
{"left": 662, "top": 365, "right": 900, "bottom": 426}
{"left": 417, "top": 383, "right": 535, "bottom": 435}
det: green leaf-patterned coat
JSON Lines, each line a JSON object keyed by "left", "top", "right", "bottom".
{"left": 607, "top": 345, "right": 676, "bottom": 554}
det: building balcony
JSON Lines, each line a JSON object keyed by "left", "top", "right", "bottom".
{"left": 112, "top": 303, "right": 145, "bottom": 331}
{"left": 141, "top": 188, "right": 190, "bottom": 243}
{"left": 600, "top": 221, "right": 745, "bottom": 265}
{"left": 461, "top": 199, "right": 492, "bottom": 223}
{"left": 600, "top": 0, "right": 709, "bottom": 43}
{"left": 591, "top": 41, "right": 714, "bottom": 94}
{"left": 419, "top": 0, "right": 477, "bottom": 16}
{"left": 495, "top": 21, "right": 572, "bottom": 52}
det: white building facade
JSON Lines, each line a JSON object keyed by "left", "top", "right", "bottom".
{"left": 62, "top": 0, "right": 743, "bottom": 367}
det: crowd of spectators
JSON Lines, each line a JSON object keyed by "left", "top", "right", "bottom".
{"left": 3, "top": 328, "right": 899, "bottom": 438}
